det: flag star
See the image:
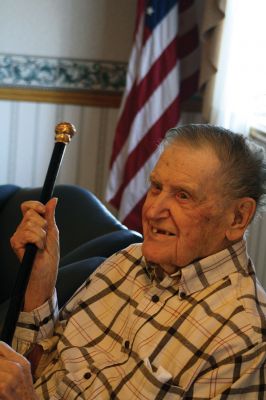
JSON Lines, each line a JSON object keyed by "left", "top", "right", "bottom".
{"left": 146, "top": 6, "right": 154, "bottom": 16}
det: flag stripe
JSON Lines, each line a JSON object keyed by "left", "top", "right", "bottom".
{"left": 135, "top": 0, "right": 146, "bottom": 34}
{"left": 106, "top": 64, "right": 180, "bottom": 200}
{"left": 178, "top": 3, "right": 199, "bottom": 35}
{"left": 123, "top": 195, "right": 146, "bottom": 233}
{"left": 180, "top": 47, "right": 200, "bottom": 80}
{"left": 106, "top": 0, "right": 199, "bottom": 232}
{"left": 178, "top": 26, "right": 199, "bottom": 59}
{"left": 179, "top": 0, "right": 194, "bottom": 12}
{"left": 110, "top": 4, "right": 178, "bottom": 168}
{"left": 110, "top": 36, "right": 178, "bottom": 168}
{"left": 126, "top": 3, "right": 178, "bottom": 97}
{"left": 141, "top": 4, "right": 178, "bottom": 71}
{"left": 118, "top": 99, "right": 180, "bottom": 221}
{"left": 180, "top": 69, "right": 200, "bottom": 101}
{"left": 118, "top": 149, "right": 162, "bottom": 221}
{"left": 109, "top": 95, "right": 181, "bottom": 210}
{"left": 112, "top": 5, "right": 197, "bottom": 162}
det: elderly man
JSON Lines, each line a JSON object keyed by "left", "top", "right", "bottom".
{"left": 0, "top": 124, "right": 265, "bottom": 399}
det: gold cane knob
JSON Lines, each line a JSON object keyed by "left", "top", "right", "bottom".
{"left": 55, "top": 122, "right": 77, "bottom": 144}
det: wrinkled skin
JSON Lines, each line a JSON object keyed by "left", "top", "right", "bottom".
{"left": 10, "top": 198, "right": 59, "bottom": 311}
{"left": 0, "top": 341, "right": 38, "bottom": 400}
{"left": 142, "top": 143, "right": 244, "bottom": 274}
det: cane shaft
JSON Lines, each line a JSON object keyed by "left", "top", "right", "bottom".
{"left": 1, "top": 244, "right": 37, "bottom": 344}
{"left": 40, "top": 142, "right": 66, "bottom": 203}
{"left": 1, "top": 122, "right": 76, "bottom": 345}
{"left": 1, "top": 142, "right": 66, "bottom": 345}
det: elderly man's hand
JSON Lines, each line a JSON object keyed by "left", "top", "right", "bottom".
{"left": 0, "top": 341, "right": 38, "bottom": 399}
{"left": 10, "top": 198, "right": 59, "bottom": 311}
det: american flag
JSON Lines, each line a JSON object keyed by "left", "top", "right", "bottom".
{"left": 106, "top": 0, "right": 199, "bottom": 233}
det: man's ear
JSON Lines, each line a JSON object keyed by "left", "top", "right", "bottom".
{"left": 226, "top": 197, "right": 257, "bottom": 242}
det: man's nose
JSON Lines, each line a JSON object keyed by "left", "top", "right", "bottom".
{"left": 147, "top": 192, "right": 170, "bottom": 219}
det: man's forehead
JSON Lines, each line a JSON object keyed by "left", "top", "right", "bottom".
{"left": 151, "top": 144, "right": 222, "bottom": 190}
{"left": 157, "top": 143, "right": 221, "bottom": 172}
{"left": 150, "top": 168, "right": 200, "bottom": 192}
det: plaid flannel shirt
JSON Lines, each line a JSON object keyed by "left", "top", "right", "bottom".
{"left": 14, "top": 240, "right": 266, "bottom": 399}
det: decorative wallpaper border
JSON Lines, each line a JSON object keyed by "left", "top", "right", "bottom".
{"left": 0, "top": 54, "right": 127, "bottom": 92}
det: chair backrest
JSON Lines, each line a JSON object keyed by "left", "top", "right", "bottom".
{"left": 0, "top": 184, "right": 143, "bottom": 303}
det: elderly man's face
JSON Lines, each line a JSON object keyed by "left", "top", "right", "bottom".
{"left": 142, "top": 142, "right": 233, "bottom": 273}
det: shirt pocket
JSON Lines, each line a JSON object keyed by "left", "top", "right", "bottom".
{"left": 143, "top": 357, "right": 173, "bottom": 383}
{"left": 141, "top": 357, "right": 185, "bottom": 398}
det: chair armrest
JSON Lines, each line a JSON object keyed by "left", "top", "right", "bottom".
{"left": 59, "top": 229, "right": 143, "bottom": 267}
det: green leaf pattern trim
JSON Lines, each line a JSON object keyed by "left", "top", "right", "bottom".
{"left": 0, "top": 54, "right": 127, "bottom": 92}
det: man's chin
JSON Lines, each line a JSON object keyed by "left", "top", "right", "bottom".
{"left": 142, "top": 242, "right": 191, "bottom": 269}
{"left": 142, "top": 248, "right": 179, "bottom": 274}
{"left": 142, "top": 243, "right": 167, "bottom": 265}
{"left": 142, "top": 244, "right": 156, "bottom": 262}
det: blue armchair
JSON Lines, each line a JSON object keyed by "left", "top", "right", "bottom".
{"left": 0, "top": 184, "right": 143, "bottom": 314}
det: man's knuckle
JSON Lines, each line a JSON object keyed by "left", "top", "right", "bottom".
{"left": 41, "top": 221, "right": 48, "bottom": 231}
{"left": 9, "top": 362, "right": 23, "bottom": 379}
{"left": 0, "top": 373, "right": 16, "bottom": 392}
{"left": 25, "top": 219, "right": 33, "bottom": 228}
{"left": 41, "top": 229, "right": 47, "bottom": 238}
{"left": 21, "top": 357, "right": 31, "bottom": 369}
{"left": 25, "top": 208, "right": 34, "bottom": 218}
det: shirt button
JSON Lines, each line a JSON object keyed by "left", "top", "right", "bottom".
{"left": 42, "top": 317, "right": 49, "bottom": 324}
{"left": 151, "top": 294, "right": 159, "bottom": 303}
{"left": 84, "top": 372, "right": 92, "bottom": 379}
{"left": 179, "top": 292, "right": 186, "bottom": 299}
{"left": 124, "top": 340, "right": 130, "bottom": 349}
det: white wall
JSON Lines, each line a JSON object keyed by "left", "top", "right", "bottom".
{"left": 0, "top": 0, "right": 136, "bottom": 200}
{"left": 0, "top": 100, "right": 118, "bottom": 202}
{"left": 0, "top": 0, "right": 136, "bottom": 60}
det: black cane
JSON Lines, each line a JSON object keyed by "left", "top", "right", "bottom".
{"left": 1, "top": 122, "right": 76, "bottom": 345}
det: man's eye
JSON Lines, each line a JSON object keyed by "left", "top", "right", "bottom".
{"left": 176, "top": 191, "right": 190, "bottom": 200}
{"left": 149, "top": 182, "right": 161, "bottom": 193}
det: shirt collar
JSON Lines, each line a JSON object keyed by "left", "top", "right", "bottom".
{"left": 144, "top": 240, "right": 249, "bottom": 295}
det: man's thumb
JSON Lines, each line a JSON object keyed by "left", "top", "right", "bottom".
{"left": 45, "top": 197, "right": 58, "bottom": 227}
